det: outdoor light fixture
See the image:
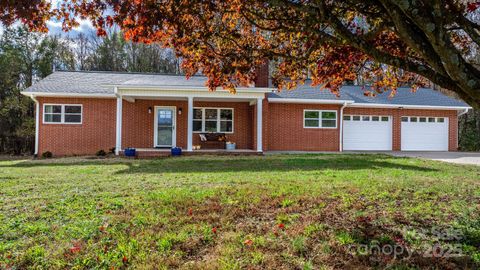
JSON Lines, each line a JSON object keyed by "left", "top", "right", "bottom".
{"left": 148, "top": 107, "right": 152, "bottom": 114}
{"left": 178, "top": 108, "right": 183, "bottom": 115}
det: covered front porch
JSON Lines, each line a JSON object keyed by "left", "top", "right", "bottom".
{"left": 113, "top": 85, "right": 270, "bottom": 156}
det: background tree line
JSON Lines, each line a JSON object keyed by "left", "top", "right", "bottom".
{"left": 0, "top": 26, "right": 478, "bottom": 155}
{"left": 0, "top": 26, "right": 180, "bottom": 154}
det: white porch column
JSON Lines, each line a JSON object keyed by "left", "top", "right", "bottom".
{"left": 256, "top": 98, "right": 263, "bottom": 152}
{"left": 187, "top": 96, "right": 193, "bottom": 151}
{"left": 115, "top": 96, "right": 123, "bottom": 155}
{"left": 29, "top": 95, "right": 39, "bottom": 156}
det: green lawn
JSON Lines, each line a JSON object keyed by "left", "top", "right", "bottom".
{"left": 1, "top": 154, "right": 480, "bottom": 269}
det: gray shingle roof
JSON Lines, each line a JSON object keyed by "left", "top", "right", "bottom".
{"left": 24, "top": 71, "right": 469, "bottom": 108}
{"left": 23, "top": 71, "right": 209, "bottom": 94}
{"left": 268, "top": 84, "right": 469, "bottom": 107}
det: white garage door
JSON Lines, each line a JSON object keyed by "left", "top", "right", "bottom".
{"left": 343, "top": 115, "right": 392, "bottom": 151}
{"left": 401, "top": 116, "right": 448, "bottom": 151}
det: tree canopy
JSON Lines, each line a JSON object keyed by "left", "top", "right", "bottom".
{"left": 1, "top": 0, "right": 480, "bottom": 107}
{"left": 0, "top": 26, "right": 180, "bottom": 154}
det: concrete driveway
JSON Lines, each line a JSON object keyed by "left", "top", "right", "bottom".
{"left": 267, "top": 151, "right": 480, "bottom": 166}
{"left": 386, "top": 151, "right": 480, "bottom": 166}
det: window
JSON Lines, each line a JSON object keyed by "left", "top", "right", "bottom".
{"left": 404, "top": 116, "right": 445, "bottom": 123}
{"left": 220, "top": 109, "right": 233, "bottom": 132}
{"left": 304, "top": 111, "right": 319, "bottom": 127}
{"left": 205, "top": 109, "right": 218, "bottom": 132}
{"left": 193, "top": 109, "right": 203, "bottom": 132}
{"left": 193, "top": 108, "right": 233, "bottom": 133}
{"left": 43, "top": 104, "right": 82, "bottom": 124}
{"left": 44, "top": 105, "right": 62, "bottom": 123}
{"left": 343, "top": 115, "right": 351, "bottom": 121}
{"left": 346, "top": 115, "right": 390, "bottom": 122}
{"left": 304, "top": 110, "right": 337, "bottom": 128}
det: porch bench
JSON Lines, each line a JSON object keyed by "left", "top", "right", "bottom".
{"left": 199, "top": 133, "right": 227, "bottom": 149}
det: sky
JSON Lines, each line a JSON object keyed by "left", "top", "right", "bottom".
{"left": 0, "top": 0, "right": 95, "bottom": 37}
{"left": 46, "top": 0, "right": 95, "bottom": 36}
{"left": 46, "top": 19, "right": 95, "bottom": 37}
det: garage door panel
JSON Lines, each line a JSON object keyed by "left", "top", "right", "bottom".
{"left": 401, "top": 117, "right": 448, "bottom": 151}
{"left": 343, "top": 115, "right": 392, "bottom": 151}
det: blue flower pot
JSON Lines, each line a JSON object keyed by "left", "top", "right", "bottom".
{"left": 171, "top": 147, "right": 182, "bottom": 156}
{"left": 124, "top": 148, "right": 136, "bottom": 157}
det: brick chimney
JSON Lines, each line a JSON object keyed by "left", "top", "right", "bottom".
{"left": 254, "top": 61, "right": 269, "bottom": 88}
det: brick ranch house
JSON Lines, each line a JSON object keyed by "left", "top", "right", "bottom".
{"left": 21, "top": 69, "right": 471, "bottom": 157}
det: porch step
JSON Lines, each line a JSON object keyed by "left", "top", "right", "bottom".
{"left": 121, "top": 149, "right": 262, "bottom": 158}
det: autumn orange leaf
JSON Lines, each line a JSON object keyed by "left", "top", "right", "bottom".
{"left": 0, "top": 0, "right": 478, "bottom": 106}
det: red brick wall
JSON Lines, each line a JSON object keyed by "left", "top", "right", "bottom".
{"left": 37, "top": 96, "right": 460, "bottom": 155}
{"left": 265, "top": 103, "right": 342, "bottom": 151}
{"left": 37, "top": 97, "right": 116, "bottom": 156}
{"left": 264, "top": 105, "right": 458, "bottom": 152}
{"left": 38, "top": 98, "right": 254, "bottom": 155}
{"left": 342, "top": 107, "right": 458, "bottom": 151}
{"left": 122, "top": 99, "right": 188, "bottom": 149}
{"left": 254, "top": 62, "right": 269, "bottom": 87}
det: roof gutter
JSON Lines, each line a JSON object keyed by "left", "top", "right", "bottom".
{"left": 348, "top": 103, "right": 471, "bottom": 110}
{"left": 268, "top": 98, "right": 355, "bottom": 105}
{"left": 28, "top": 95, "right": 40, "bottom": 156}
{"left": 21, "top": 92, "right": 115, "bottom": 98}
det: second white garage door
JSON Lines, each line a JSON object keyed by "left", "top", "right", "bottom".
{"left": 401, "top": 116, "right": 449, "bottom": 151}
{"left": 343, "top": 115, "right": 392, "bottom": 151}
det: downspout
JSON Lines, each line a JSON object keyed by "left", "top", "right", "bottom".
{"left": 29, "top": 95, "right": 40, "bottom": 157}
{"left": 339, "top": 101, "right": 348, "bottom": 152}
{"left": 458, "top": 108, "right": 469, "bottom": 117}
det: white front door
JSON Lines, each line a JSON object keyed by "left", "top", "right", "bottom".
{"left": 343, "top": 115, "right": 393, "bottom": 151}
{"left": 154, "top": 107, "right": 176, "bottom": 147}
{"left": 401, "top": 116, "right": 448, "bottom": 151}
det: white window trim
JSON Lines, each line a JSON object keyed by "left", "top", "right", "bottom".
{"left": 303, "top": 109, "right": 338, "bottom": 129}
{"left": 401, "top": 116, "right": 446, "bottom": 123}
{"left": 192, "top": 107, "right": 234, "bottom": 133}
{"left": 43, "top": 104, "right": 83, "bottom": 124}
{"left": 344, "top": 115, "right": 391, "bottom": 122}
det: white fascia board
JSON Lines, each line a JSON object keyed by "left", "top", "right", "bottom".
{"left": 268, "top": 98, "right": 354, "bottom": 105}
{"left": 119, "top": 88, "right": 266, "bottom": 99}
{"left": 348, "top": 103, "right": 472, "bottom": 110}
{"left": 21, "top": 91, "right": 115, "bottom": 98}
{"left": 114, "top": 85, "right": 273, "bottom": 93}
